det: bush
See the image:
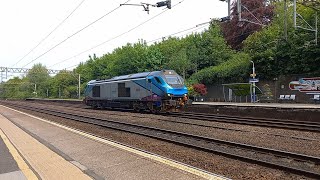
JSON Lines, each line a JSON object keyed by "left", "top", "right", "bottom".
{"left": 193, "top": 84, "right": 207, "bottom": 96}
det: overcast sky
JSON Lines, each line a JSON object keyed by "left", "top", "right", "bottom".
{"left": 0, "top": 0, "right": 228, "bottom": 79}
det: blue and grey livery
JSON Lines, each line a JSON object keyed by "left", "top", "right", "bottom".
{"left": 84, "top": 70, "right": 188, "bottom": 112}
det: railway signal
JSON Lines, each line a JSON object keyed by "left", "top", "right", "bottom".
{"left": 120, "top": 0, "right": 171, "bottom": 14}
{"left": 156, "top": 0, "right": 171, "bottom": 9}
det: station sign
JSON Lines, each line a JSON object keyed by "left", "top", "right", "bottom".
{"left": 249, "top": 78, "right": 259, "bottom": 83}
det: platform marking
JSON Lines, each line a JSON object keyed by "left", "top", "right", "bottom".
{"left": 0, "top": 129, "right": 38, "bottom": 180}
{"left": 1, "top": 105, "right": 229, "bottom": 180}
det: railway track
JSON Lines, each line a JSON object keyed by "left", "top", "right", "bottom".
{"left": 168, "top": 111, "right": 320, "bottom": 132}
{"left": 2, "top": 102, "right": 320, "bottom": 179}
{"left": 25, "top": 99, "right": 320, "bottom": 132}
{"left": 19, "top": 101, "right": 320, "bottom": 141}
{"left": 22, "top": 101, "right": 320, "bottom": 142}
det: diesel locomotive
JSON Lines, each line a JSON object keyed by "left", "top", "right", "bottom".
{"left": 83, "top": 70, "right": 188, "bottom": 112}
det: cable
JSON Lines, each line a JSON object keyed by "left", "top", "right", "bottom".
{"left": 65, "top": 27, "right": 256, "bottom": 71}
{"left": 11, "top": 0, "right": 86, "bottom": 68}
{"left": 49, "top": 0, "right": 186, "bottom": 68}
{"left": 21, "top": 0, "right": 131, "bottom": 68}
{"left": 66, "top": 27, "right": 263, "bottom": 70}
{"left": 66, "top": 64, "right": 79, "bottom": 70}
{"left": 64, "top": 21, "right": 267, "bottom": 70}
{"left": 147, "top": 24, "right": 208, "bottom": 44}
{"left": 64, "top": 23, "right": 206, "bottom": 69}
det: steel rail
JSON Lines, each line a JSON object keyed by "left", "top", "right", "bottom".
{"left": 25, "top": 98, "right": 320, "bottom": 132}
{"left": 167, "top": 112, "right": 320, "bottom": 132}
{"left": 2, "top": 102, "right": 320, "bottom": 179}
{"left": 21, "top": 101, "right": 320, "bottom": 141}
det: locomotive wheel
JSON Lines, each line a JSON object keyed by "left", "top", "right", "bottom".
{"left": 133, "top": 103, "right": 141, "bottom": 112}
{"left": 133, "top": 106, "right": 141, "bottom": 112}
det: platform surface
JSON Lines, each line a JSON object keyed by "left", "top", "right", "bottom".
{"left": 0, "top": 133, "right": 27, "bottom": 180}
{"left": 0, "top": 105, "right": 227, "bottom": 180}
{"left": 193, "top": 101, "right": 320, "bottom": 109}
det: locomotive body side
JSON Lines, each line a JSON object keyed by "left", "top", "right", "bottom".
{"left": 84, "top": 70, "right": 188, "bottom": 112}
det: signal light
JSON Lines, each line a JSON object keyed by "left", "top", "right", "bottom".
{"left": 156, "top": 0, "right": 171, "bottom": 9}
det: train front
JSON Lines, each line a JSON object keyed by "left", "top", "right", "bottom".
{"left": 161, "top": 70, "right": 188, "bottom": 111}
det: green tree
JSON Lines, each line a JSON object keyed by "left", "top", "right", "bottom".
{"left": 244, "top": 1, "right": 320, "bottom": 79}
{"left": 190, "top": 53, "right": 251, "bottom": 84}
{"left": 49, "top": 70, "right": 79, "bottom": 98}
{"left": 25, "top": 63, "right": 50, "bottom": 97}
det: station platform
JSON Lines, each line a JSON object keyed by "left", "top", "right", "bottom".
{"left": 188, "top": 102, "right": 320, "bottom": 121}
{"left": 192, "top": 101, "right": 320, "bottom": 109}
{"left": 0, "top": 105, "right": 227, "bottom": 180}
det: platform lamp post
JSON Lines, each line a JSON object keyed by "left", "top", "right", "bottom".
{"left": 250, "top": 61, "right": 256, "bottom": 103}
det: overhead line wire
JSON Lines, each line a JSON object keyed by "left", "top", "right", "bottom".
{"left": 21, "top": 0, "right": 131, "bottom": 68}
{"left": 147, "top": 23, "right": 209, "bottom": 44}
{"left": 64, "top": 23, "right": 204, "bottom": 70}
{"left": 66, "top": 24, "right": 278, "bottom": 71}
{"left": 11, "top": 0, "right": 87, "bottom": 68}
{"left": 49, "top": 0, "right": 186, "bottom": 69}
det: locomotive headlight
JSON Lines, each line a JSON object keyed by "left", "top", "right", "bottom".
{"left": 167, "top": 93, "right": 172, "bottom": 97}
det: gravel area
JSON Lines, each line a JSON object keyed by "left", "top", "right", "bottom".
{"left": 1, "top": 100, "right": 316, "bottom": 179}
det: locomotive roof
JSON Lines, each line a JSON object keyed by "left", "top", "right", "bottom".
{"left": 88, "top": 70, "right": 178, "bottom": 84}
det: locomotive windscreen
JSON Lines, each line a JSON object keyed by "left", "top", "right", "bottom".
{"left": 165, "top": 75, "right": 182, "bottom": 85}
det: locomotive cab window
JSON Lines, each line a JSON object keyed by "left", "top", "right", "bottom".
{"left": 154, "top": 77, "right": 163, "bottom": 84}
{"left": 92, "top": 86, "right": 100, "bottom": 97}
{"left": 165, "top": 75, "right": 182, "bottom": 85}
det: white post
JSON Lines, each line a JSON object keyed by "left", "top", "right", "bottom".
{"left": 251, "top": 61, "right": 256, "bottom": 103}
{"left": 250, "top": 83, "right": 252, "bottom": 103}
{"left": 253, "top": 65, "right": 256, "bottom": 103}
{"left": 34, "top": 84, "right": 37, "bottom": 97}
{"left": 78, "top": 74, "right": 81, "bottom": 99}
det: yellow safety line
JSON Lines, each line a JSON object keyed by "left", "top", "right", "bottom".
{"left": 0, "top": 129, "right": 38, "bottom": 180}
{"left": 1, "top": 105, "right": 227, "bottom": 180}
